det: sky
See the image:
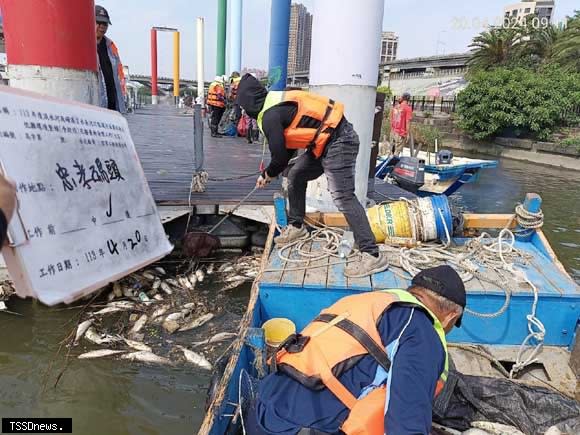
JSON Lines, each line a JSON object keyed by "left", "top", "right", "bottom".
{"left": 96, "top": 0, "right": 577, "bottom": 80}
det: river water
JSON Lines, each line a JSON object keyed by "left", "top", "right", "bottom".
{"left": 0, "top": 156, "right": 578, "bottom": 435}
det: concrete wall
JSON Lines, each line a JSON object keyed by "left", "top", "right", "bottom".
{"left": 384, "top": 75, "right": 467, "bottom": 97}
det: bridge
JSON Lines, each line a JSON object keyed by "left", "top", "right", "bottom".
{"left": 383, "top": 52, "right": 471, "bottom": 79}
{"left": 130, "top": 74, "right": 210, "bottom": 92}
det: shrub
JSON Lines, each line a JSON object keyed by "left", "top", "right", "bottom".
{"left": 456, "top": 67, "right": 580, "bottom": 140}
{"left": 411, "top": 124, "right": 443, "bottom": 152}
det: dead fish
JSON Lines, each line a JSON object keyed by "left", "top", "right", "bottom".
{"left": 178, "top": 276, "right": 193, "bottom": 290}
{"left": 192, "top": 332, "right": 237, "bottom": 348}
{"left": 153, "top": 294, "right": 164, "bottom": 301}
{"left": 160, "top": 282, "right": 173, "bottom": 295}
{"left": 162, "top": 312, "right": 184, "bottom": 333}
{"left": 122, "top": 286, "right": 134, "bottom": 298}
{"left": 78, "top": 349, "right": 126, "bottom": 360}
{"left": 152, "top": 279, "right": 161, "bottom": 290}
{"left": 206, "top": 263, "right": 215, "bottom": 275}
{"left": 142, "top": 271, "right": 156, "bottom": 280}
{"left": 151, "top": 306, "right": 169, "bottom": 319}
{"left": 225, "top": 275, "right": 248, "bottom": 283}
{"left": 154, "top": 267, "right": 166, "bottom": 275}
{"left": 113, "top": 282, "right": 123, "bottom": 298}
{"left": 85, "top": 327, "right": 121, "bottom": 345}
{"left": 121, "top": 351, "right": 173, "bottom": 365}
{"left": 165, "top": 278, "right": 180, "bottom": 288}
{"left": 123, "top": 338, "right": 152, "bottom": 352}
{"left": 129, "top": 314, "right": 148, "bottom": 335}
{"left": 176, "top": 345, "right": 212, "bottom": 370}
{"left": 73, "top": 319, "right": 94, "bottom": 346}
{"left": 178, "top": 313, "right": 214, "bottom": 332}
{"left": 218, "top": 263, "right": 234, "bottom": 273}
{"left": 244, "top": 270, "right": 258, "bottom": 278}
{"left": 91, "top": 306, "right": 123, "bottom": 316}
{"left": 108, "top": 301, "right": 135, "bottom": 309}
{"left": 195, "top": 269, "right": 205, "bottom": 282}
{"left": 220, "top": 280, "right": 246, "bottom": 292}
{"left": 107, "top": 291, "right": 116, "bottom": 301}
{"left": 183, "top": 302, "right": 196, "bottom": 310}
{"left": 187, "top": 272, "right": 198, "bottom": 285}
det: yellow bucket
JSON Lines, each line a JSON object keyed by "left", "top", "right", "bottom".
{"left": 367, "top": 201, "right": 414, "bottom": 243}
{"left": 262, "top": 318, "right": 296, "bottom": 347}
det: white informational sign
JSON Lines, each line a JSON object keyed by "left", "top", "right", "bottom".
{"left": 0, "top": 86, "right": 173, "bottom": 305}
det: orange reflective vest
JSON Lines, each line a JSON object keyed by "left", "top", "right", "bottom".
{"left": 256, "top": 90, "right": 344, "bottom": 158}
{"left": 208, "top": 82, "right": 225, "bottom": 108}
{"left": 274, "top": 289, "right": 449, "bottom": 435}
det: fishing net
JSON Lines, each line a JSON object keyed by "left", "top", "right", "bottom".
{"left": 433, "top": 370, "right": 580, "bottom": 434}
{"left": 182, "top": 231, "right": 221, "bottom": 258}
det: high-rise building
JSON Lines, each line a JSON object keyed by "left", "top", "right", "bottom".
{"left": 503, "top": 1, "right": 555, "bottom": 24}
{"left": 288, "top": 3, "right": 313, "bottom": 76}
{"left": 380, "top": 31, "right": 398, "bottom": 64}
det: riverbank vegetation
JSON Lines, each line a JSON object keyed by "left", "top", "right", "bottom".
{"left": 457, "top": 11, "right": 580, "bottom": 141}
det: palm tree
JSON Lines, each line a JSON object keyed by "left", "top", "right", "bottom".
{"left": 468, "top": 27, "right": 521, "bottom": 71}
{"left": 551, "top": 11, "right": 580, "bottom": 71}
{"left": 516, "top": 21, "right": 563, "bottom": 68}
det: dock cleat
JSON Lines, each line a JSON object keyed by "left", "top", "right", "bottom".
{"left": 274, "top": 225, "right": 308, "bottom": 245}
{"left": 344, "top": 252, "right": 389, "bottom": 277}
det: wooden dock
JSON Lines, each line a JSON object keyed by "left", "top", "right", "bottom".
{"left": 127, "top": 105, "right": 415, "bottom": 206}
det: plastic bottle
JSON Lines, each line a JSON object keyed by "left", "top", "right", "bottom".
{"left": 338, "top": 231, "right": 354, "bottom": 258}
{"left": 273, "top": 192, "right": 288, "bottom": 227}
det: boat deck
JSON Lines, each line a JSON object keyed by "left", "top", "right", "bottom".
{"left": 128, "top": 105, "right": 416, "bottom": 205}
{"left": 259, "top": 236, "right": 580, "bottom": 346}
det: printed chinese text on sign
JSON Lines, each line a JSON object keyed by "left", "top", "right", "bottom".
{"left": 0, "top": 86, "right": 173, "bottom": 305}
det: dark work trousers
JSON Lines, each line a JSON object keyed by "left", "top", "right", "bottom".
{"left": 244, "top": 400, "right": 336, "bottom": 435}
{"left": 209, "top": 105, "right": 225, "bottom": 134}
{"left": 286, "top": 120, "right": 379, "bottom": 255}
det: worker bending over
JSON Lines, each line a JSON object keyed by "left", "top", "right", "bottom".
{"left": 246, "top": 265, "right": 465, "bottom": 435}
{"left": 236, "top": 74, "right": 387, "bottom": 277}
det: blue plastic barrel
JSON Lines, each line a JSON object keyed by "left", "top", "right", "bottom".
{"left": 430, "top": 195, "right": 453, "bottom": 241}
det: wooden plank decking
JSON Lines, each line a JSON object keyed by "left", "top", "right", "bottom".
{"left": 127, "top": 105, "right": 415, "bottom": 206}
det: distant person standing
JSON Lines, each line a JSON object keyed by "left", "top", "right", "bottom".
{"left": 229, "top": 71, "right": 242, "bottom": 123}
{"left": 95, "top": 5, "right": 126, "bottom": 113}
{"left": 390, "top": 92, "right": 413, "bottom": 156}
{"left": 207, "top": 76, "right": 226, "bottom": 137}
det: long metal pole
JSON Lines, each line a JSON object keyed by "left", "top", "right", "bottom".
{"left": 1, "top": 0, "right": 98, "bottom": 104}
{"left": 151, "top": 28, "right": 159, "bottom": 104}
{"left": 268, "top": 0, "right": 291, "bottom": 90}
{"left": 216, "top": 0, "right": 227, "bottom": 76}
{"left": 196, "top": 17, "right": 205, "bottom": 102}
{"left": 229, "top": 0, "right": 242, "bottom": 74}
{"left": 173, "top": 31, "right": 180, "bottom": 104}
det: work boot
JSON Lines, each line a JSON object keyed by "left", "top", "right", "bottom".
{"left": 344, "top": 252, "right": 389, "bottom": 277}
{"left": 274, "top": 225, "right": 308, "bottom": 245}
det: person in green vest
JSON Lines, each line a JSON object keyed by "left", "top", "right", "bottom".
{"left": 246, "top": 265, "right": 466, "bottom": 434}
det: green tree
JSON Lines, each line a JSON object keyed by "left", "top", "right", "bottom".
{"left": 457, "top": 67, "right": 580, "bottom": 141}
{"left": 468, "top": 27, "right": 521, "bottom": 71}
{"left": 551, "top": 11, "right": 580, "bottom": 71}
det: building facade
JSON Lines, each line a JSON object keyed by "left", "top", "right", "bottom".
{"left": 287, "top": 3, "right": 313, "bottom": 76}
{"left": 380, "top": 31, "right": 398, "bottom": 64}
{"left": 503, "top": 1, "right": 555, "bottom": 24}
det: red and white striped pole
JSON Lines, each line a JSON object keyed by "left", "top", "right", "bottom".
{"left": 150, "top": 28, "right": 159, "bottom": 105}
{"left": 0, "top": 0, "right": 99, "bottom": 104}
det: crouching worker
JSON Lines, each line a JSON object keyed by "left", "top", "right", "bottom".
{"left": 245, "top": 265, "right": 466, "bottom": 435}
{"left": 236, "top": 74, "right": 387, "bottom": 277}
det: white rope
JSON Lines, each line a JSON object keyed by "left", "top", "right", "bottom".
{"left": 514, "top": 203, "right": 544, "bottom": 230}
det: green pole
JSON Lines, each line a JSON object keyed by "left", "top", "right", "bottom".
{"left": 216, "top": 0, "right": 227, "bottom": 75}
